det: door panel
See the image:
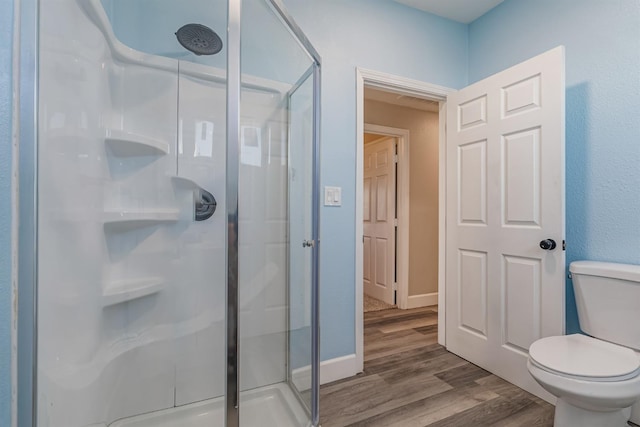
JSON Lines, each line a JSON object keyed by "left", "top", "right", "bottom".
{"left": 363, "top": 137, "right": 396, "bottom": 305}
{"left": 446, "top": 46, "right": 565, "bottom": 401}
{"left": 459, "top": 140, "right": 487, "bottom": 224}
{"left": 375, "top": 238, "right": 388, "bottom": 288}
{"left": 363, "top": 178, "right": 371, "bottom": 221}
{"left": 363, "top": 236, "right": 372, "bottom": 285}
{"left": 376, "top": 175, "right": 389, "bottom": 221}
{"left": 459, "top": 249, "right": 488, "bottom": 337}
{"left": 503, "top": 255, "right": 541, "bottom": 353}
{"left": 503, "top": 129, "right": 540, "bottom": 226}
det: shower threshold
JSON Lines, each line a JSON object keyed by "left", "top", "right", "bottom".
{"left": 110, "top": 383, "right": 310, "bottom": 427}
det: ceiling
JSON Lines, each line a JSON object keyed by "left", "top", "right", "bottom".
{"left": 393, "top": 0, "right": 504, "bottom": 24}
{"left": 364, "top": 87, "right": 440, "bottom": 113}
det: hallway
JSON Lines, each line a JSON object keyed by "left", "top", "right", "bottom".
{"left": 320, "top": 306, "right": 554, "bottom": 426}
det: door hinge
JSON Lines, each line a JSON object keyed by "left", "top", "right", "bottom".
{"left": 394, "top": 154, "right": 398, "bottom": 163}
{"left": 392, "top": 282, "right": 397, "bottom": 291}
{"left": 562, "top": 240, "right": 566, "bottom": 251}
{"left": 393, "top": 218, "right": 398, "bottom": 227}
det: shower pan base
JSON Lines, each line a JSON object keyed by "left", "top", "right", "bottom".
{"left": 109, "top": 383, "right": 310, "bottom": 427}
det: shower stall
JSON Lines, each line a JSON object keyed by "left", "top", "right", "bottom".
{"left": 17, "top": 0, "right": 320, "bottom": 426}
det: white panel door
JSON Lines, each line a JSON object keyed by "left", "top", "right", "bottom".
{"left": 446, "top": 46, "right": 565, "bottom": 401}
{"left": 363, "top": 137, "right": 396, "bottom": 305}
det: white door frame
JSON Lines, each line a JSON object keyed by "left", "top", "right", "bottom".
{"left": 355, "top": 68, "right": 454, "bottom": 372}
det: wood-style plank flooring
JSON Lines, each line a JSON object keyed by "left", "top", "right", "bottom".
{"left": 320, "top": 306, "right": 554, "bottom": 426}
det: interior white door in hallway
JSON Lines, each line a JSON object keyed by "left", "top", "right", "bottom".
{"left": 445, "top": 46, "right": 565, "bottom": 401}
{"left": 363, "top": 137, "right": 397, "bottom": 305}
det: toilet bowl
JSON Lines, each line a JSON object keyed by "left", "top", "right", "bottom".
{"left": 527, "top": 334, "right": 640, "bottom": 427}
{"left": 527, "top": 261, "right": 640, "bottom": 427}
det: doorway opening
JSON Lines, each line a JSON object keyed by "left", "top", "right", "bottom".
{"left": 362, "top": 88, "right": 441, "bottom": 351}
{"left": 355, "top": 69, "right": 453, "bottom": 373}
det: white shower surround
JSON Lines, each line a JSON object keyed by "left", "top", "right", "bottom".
{"left": 37, "top": 0, "right": 303, "bottom": 425}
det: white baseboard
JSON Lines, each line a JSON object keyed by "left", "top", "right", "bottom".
{"left": 291, "top": 354, "right": 359, "bottom": 390}
{"left": 406, "top": 292, "right": 438, "bottom": 309}
{"left": 321, "top": 354, "right": 359, "bottom": 384}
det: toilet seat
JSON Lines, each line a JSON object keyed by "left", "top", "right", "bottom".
{"left": 529, "top": 334, "right": 640, "bottom": 382}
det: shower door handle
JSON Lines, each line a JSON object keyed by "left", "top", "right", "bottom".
{"left": 302, "top": 240, "right": 315, "bottom": 248}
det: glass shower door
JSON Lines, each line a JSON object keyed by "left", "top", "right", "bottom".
{"left": 287, "top": 67, "right": 316, "bottom": 416}
{"left": 237, "top": 1, "right": 319, "bottom": 426}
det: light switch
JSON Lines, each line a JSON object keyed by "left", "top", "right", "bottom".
{"left": 324, "top": 186, "right": 342, "bottom": 206}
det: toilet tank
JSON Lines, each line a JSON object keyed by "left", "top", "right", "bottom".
{"left": 570, "top": 261, "right": 640, "bottom": 351}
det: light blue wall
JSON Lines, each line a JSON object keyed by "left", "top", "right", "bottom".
{"left": 0, "top": 0, "right": 15, "bottom": 424}
{"left": 283, "top": 0, "right": 468, "bottom": 360}
{"left": 469, "top": 0, "right": 640, "bottom": 333}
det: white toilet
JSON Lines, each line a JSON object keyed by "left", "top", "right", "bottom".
{"left": 527, "top": 261, "right": 640, "bottom": 427}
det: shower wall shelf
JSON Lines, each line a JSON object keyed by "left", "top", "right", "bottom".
{"left": 104, "top": 129, "right": 170, "bottom": 156}
{"left": 102, "top": 277, "right": 164, "bottom": 307}
{"left": 103, "top": 209, "right": 180, "bottom": 228}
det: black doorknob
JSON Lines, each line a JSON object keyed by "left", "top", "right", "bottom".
{"left": 540, "top": 239, "right": 557, "bottom": 250}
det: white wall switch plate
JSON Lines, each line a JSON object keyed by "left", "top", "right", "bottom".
{"left": 324, "top": 186, "right": 342, "bottom": 206}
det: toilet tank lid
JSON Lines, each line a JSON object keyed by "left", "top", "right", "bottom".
{"left": 570, "top": 261, "right": 640, "bottom": 283}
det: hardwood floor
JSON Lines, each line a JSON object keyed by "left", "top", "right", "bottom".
{"left": 320, "top": 306, "right": 554, "bottom": 427}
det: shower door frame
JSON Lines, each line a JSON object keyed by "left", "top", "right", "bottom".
{"left": 283, "top": 62, "right": 320, "bottom": 423}
{"left": 16, "top": 0, "right": 322, "bottom": 426}
{"left": 226, "top": 1, "right": 321, "bottom": 426}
